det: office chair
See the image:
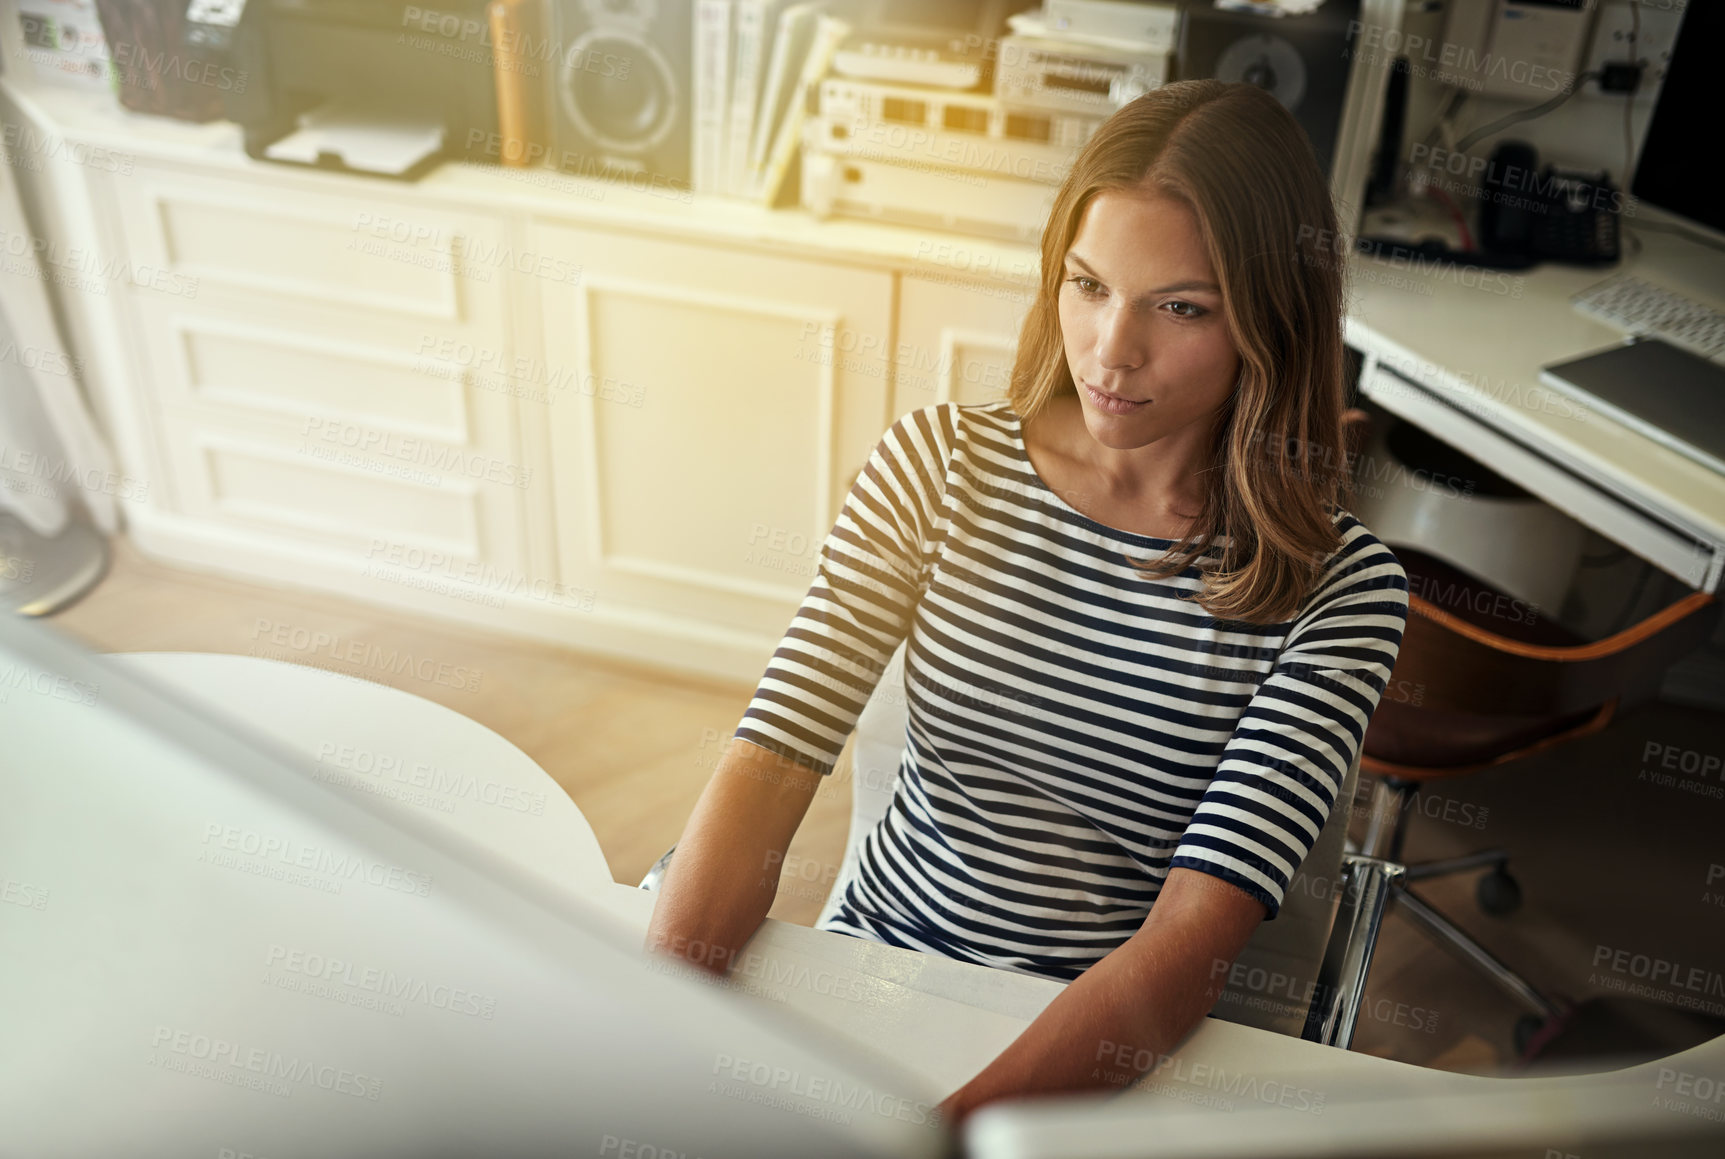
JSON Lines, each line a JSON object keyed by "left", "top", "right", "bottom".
{"left": 643, "top": 639, "right": 1394, "bottom": 1049}
{"left": 1351, "top": 543, "right": 1721, "bottom": 1052}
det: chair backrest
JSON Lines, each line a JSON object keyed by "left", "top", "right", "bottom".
{"left": 815, "top": 640, "right": 1359, "bottom": 1038}
{"left": 1390, "top": 547, "right": 1721, "bottom": 717}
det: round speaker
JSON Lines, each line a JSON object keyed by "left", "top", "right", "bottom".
{"left": 558, "top": 31, "right": 680, "bottom": 154}
{"left": 1215, "top": 33, "right": 1307, "bottom": 113}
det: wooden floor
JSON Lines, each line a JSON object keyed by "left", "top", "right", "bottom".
{"left": 49, "top": 536, "right": 855, "bottom": 930}
{"left": 46, "top": 537, "right": 1725, "bottom": 1077}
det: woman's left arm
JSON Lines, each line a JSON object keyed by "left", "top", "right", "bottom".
{"left": 937, "top": 867, "right": 1265, "bottom": 1123}
{"left": 942, "top": 525, "right": 1410, "bottom": 1123}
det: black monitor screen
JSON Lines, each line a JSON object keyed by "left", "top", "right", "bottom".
{"left": 1631, "top": 2, "right": 1725, "bottom": 237}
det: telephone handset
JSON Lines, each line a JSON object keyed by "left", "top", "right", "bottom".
{"left": 1477, "top": 140, "right": 1622, "bottom": 266}
{"left": 184, "top": 0, "right": 249, "bottom": 50}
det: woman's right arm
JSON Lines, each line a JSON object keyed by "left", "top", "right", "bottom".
{"left": 646, "top": 406, "right": 953, "bottom": 975}
{"left": 643, "top": 738, "right": 824, "bottom": 977}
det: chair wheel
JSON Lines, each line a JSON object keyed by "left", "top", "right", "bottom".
{"left": 1513, "top": 1013, "right": 1547, "bottom": 1056}
{"left": 1477, "top": 869, "right": 1522, "bottom": 916}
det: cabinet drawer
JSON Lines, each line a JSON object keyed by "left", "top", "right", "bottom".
{"left": 125, "top": 298, "right": 519, "bottom": 454}
{"left": 105, "top": 161, "right": 517, "bottom": 335}
{"left": 155, "top": 404, "right": 529, "bottom": 569}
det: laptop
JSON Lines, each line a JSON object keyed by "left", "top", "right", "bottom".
{"left": 0, "top": 613, "right": 949, "bottom": 1159}
{"left": 1541, "top": 337, "right": 1725, "bottom": 476}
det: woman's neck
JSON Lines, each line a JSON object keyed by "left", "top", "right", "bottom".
{"left": 1027, "top": 392, "right": 1218, "bottom": 525}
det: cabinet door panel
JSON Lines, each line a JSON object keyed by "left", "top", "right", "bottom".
{"left": 893, "top": 273, "right": 1033, "bottom": 417}
{"left": 536, "top": 222, "right": 894, "bottom": 639}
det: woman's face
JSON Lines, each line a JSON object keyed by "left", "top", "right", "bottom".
{"left": 1056, "top": 189, "right": 1240, "bottom": 453}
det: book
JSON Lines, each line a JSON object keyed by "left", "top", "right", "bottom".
{"left": 747, "top": 1, "right": 828, "bottom": 183}
{"left": 692, "top": 0, "right": 737, "bottom": 194}
{"left": 755, "top": 8, "right": 847, "bottom": 204}
{"left": 725, "top": 0, "right": 800, "bottom": 196}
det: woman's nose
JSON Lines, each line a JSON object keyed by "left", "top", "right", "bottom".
{"left": 1094, "top": 301, "right": 1145, "bottom": 371}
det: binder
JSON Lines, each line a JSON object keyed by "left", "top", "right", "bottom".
{"left": 692, "top": 0, "right": 736, "bottom": 194}
{"left": 747, "top": 1, "right": 828, "bottom": 181}
{"left": 725, "top": 0, "right": 799, "bottom": 195}
{"left": 755, "top": 9, "right": 847, "bottom": 204}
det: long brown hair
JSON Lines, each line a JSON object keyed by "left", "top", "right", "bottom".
{"left": 1009, "top": 79, "right": 1349, "bottom": 625}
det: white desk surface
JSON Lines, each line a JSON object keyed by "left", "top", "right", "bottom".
{"left": 113, "top": 651, "right": 1725, "bottom": 1146}
{"left": 116, "top": 653, "right": 1434, "bottom": 1097}
{"left": 1344, "top": 225, "right": 1725, "bottom": 590}
{"left": 112, "top": 651, "right": 614, "bottom": 892}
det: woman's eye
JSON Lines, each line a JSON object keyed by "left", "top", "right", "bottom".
{"left": 1164, "top": 300, "right": 1205, "bottom": 318}
{"left": 1066, "top": 276, "right": 1104, "bottom": 297}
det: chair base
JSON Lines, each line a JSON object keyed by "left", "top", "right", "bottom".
{"left": 1392, "top": 886, "right": 1563, "bottom": 1021}
{"left": 1341, "top": 777, "right": 1566, "bottom": 1043}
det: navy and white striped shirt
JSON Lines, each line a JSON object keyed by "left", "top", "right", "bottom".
{"left": 736, "top": 400, "right": 1408, "bottom": 982}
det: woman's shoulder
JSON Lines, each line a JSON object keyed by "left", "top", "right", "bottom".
{"left": 895, "top": 397, "right": 1017, "bottom": 429}
{"left": 883, "top": 399, "right": 1020, "bottom": 464}
{"left": 1305, "top": 509, "right": 1410, "bottom": 612}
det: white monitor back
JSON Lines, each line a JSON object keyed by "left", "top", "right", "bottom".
{"left": 0, "top": 616, "right": 948, "bottom": 1159}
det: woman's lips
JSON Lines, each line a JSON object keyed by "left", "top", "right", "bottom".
{"left": 1084, "top": 382, "right": 1147, "bottom": 415}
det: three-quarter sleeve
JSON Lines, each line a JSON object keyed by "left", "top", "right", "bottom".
{"left": 733, "top": 404, "right": 954, "bottom": 776}
{"left": 1169, "top": 525, "right": 1409, "bottom": 918}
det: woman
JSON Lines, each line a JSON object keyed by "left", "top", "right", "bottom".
{"left": 646, "top": 79, "right": 1409, "bottom": 1123}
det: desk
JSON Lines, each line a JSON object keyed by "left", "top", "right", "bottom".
{"left": 1344, "top": 225, "right": 1725, "bottom": 592}
{"left": 25, "top": 651, "right": 1724, "bottom": 1155}
{"left": 118, "top": 652, "right": 1423, "bottom": 1101}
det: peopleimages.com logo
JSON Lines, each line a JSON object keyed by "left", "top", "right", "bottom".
{"left": 710, "top": 1054, "right": 941, "bottom": 1127}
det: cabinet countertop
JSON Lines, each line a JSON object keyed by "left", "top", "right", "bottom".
{"left": 0, "top": 76, "right": 1045, "bottom": 292}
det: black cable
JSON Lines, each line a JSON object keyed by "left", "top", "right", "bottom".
{"left": 1621, "top": 221, "right": 1646, "bottom": 260}
{"left": 1454, "top": 71, "right": 1602, "bottom": 154}
{"left": 1622, "top": 0, "right": 1641, "bottom": 184}
{"left": 1614, "top": 559, "right": 1655, "bottom": 635}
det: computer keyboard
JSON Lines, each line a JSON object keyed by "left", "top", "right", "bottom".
{"left": 1571, "top": 274, "right": 1725, "bottom": 361}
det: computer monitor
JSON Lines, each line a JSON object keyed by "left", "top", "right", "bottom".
{"left": 0, "top": 614, "right": 948, "bottom": 1158}
{"left": 1630, "top": 2, "right": 1724, "bottom": 240}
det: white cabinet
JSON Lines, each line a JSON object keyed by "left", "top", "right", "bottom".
{"left": 533, "top": 220, "right": 895, "bottom": 643}
{"left": 5, "top": 79, "right": 1039, "bottom": 681}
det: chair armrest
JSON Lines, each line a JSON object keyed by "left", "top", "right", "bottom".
{"left": 1301, "top": 853, "right": 1406, "bottom": 1048}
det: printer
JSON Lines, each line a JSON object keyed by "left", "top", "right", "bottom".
{"left": 191, "top": 0, "right": 504, "bottom": 179}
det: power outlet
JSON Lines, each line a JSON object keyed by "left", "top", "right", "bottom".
{"left": 1580, "top": 0, "right": 1685, "bottom": 99}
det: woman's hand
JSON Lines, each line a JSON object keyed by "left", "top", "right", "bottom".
{"left": 932, "top": 869, "right": 1267, "bottom": 1120}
